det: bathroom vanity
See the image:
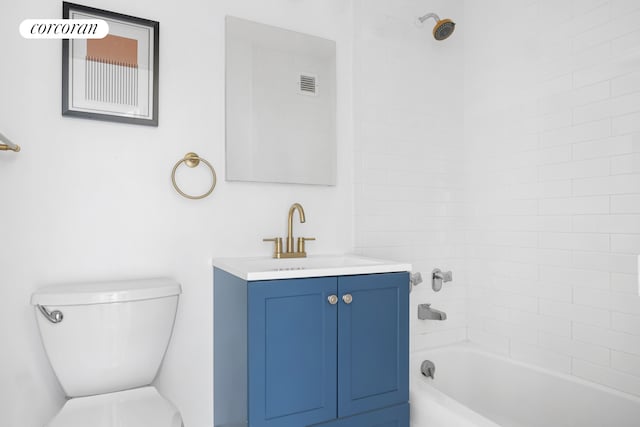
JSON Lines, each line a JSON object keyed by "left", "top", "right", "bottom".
{"left": 213, "top": 255, "right": 411, "bottom": 427}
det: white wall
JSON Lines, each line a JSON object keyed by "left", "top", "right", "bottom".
{"left": 352, "top": 0, "right": 467, "bottom": 353}
{"left": 0, "top": 1, "right": 353, "bottom": 426}
{"left": 464, "top": 0, "right": 640, "bottom": 396}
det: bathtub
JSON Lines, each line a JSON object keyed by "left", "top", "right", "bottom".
{"left": 410, "top": 344, "right": 640, "bottom": 427}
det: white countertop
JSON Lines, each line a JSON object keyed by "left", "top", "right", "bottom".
{"left": 212, "top": 254, "right": 412, "bottom": 281}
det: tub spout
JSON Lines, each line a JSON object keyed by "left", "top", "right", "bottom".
{"left": 421, "top": 360, "right": 436, "bottom": 379}
{"left": 418, "top": 303, "right": 447, "bottom": 320}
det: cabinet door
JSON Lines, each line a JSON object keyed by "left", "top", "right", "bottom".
{"left": 337, "top": 273, "right": 409, "bottom": 417}
{"left": 248, "top": 277, "right": 338, "bottom": 427}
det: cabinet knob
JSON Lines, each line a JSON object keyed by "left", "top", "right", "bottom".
{"left": 328, "top": 295, "right": 338, "bottom": 305}
{"left": 342, "top": 294, "right": 353, "bottom": 304}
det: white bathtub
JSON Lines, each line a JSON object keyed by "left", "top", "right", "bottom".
{"left": 410, "top": 344, "right": 640, "bottom": 427}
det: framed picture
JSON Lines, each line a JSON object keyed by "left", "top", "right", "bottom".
{"left": 62, "top": 2, "right": 159, "bottom": 126}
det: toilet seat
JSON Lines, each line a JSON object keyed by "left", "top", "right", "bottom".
{"left": 48, "top": 386, "right": 183, "bottom": 427}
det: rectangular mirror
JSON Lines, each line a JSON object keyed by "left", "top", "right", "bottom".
{"left": 225, "top": 16, "right": 337, "bottom": 186}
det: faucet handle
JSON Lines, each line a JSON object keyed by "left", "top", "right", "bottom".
{"left": 297, "top": 237, "right": 316, "bottom": 253}
{"left": 432, "top": 268, "right": 453, "bottom": 292}
{"left": 263, "top": 237, "right": 283, "bottom": 258}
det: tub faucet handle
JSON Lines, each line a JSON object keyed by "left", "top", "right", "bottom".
{"left": 432, "top": 268, "right": 452, "bottom": 292}
{"left": 409, "top": 272, "right": 423, "bottom": 293}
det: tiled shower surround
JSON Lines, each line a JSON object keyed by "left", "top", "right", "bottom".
{"left": 353, "top": 0, "right": 467, "bottom": 353}
{"left": 355, "top": 0, "right": 640, "bottom": 397}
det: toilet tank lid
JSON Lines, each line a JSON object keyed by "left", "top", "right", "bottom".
{"left": 31, "top": 278, "right": 182, "bottom": 306}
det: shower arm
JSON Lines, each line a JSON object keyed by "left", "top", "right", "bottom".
{"left": 417, "top": 13, "right": 441, "bottom": 24}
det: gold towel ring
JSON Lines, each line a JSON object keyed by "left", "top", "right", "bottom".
{"left": 171, "top": 152, "right": 217, "bottom": 200}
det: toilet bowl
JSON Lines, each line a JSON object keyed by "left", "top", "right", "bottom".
{"left": 31, "top": 278, "right": 183, "bottom": 427}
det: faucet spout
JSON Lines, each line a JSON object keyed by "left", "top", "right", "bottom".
{"left": 263, "top": 203, "right": 315, "bottom": 258}
{"left": 417, "top": 303, "right": 447, "bottom": 321}
{"left": 287, "top": 203, "right": 306, "bottom": 253}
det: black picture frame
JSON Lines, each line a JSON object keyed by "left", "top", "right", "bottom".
{"left": 62, "top": 2, "right": 159, "bottom": 126}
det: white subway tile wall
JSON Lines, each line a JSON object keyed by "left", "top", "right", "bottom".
{"left": 355, "top": 0, "right": 640, "bottom": 398}
{"left": 353, "top": 0, "right": 467, "bottom": 353}
{"left": 465, "top": 0, "right": 640, "bottom": 396}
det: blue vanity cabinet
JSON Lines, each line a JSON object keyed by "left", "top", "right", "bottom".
{"left": 337, "top": 273, "right": 409, "bottom": 417}
{"left": 248, "top": 277, "right": 338, "bottom": 427}
{"left": 213, "top": 268, "right": 409, "bottom": 427}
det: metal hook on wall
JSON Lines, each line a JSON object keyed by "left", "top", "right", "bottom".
{"left": 0, "top": 132, "right": 20, "bottom": 152}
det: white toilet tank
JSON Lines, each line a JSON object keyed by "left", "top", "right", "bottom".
{"left": 31, "top": 278, "right": 181, "bottom": 398}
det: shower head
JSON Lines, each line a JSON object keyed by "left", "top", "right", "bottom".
{"left": 432, "top": 18, "right": 455, "bottom": 41}
{"left": 417, "top": 13, "right": 456, "bottom": 41}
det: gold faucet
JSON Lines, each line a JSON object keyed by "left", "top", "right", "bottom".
{"left": 286, "top": 203, "right": 305, "bottom": 253}
{"left": 263, "top": 203, "right": 315, "bottom": 258}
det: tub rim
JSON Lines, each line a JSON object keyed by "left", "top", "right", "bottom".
{"left": 411, "top": 342, "right": 640, "bottom": 405}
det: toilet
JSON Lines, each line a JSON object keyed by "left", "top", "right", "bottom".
{"left": 31, "top": 278, "right": 183, "bottom": 427}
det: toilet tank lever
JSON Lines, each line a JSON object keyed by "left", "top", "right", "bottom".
{"left": 37, "top": 305, "right": 64, "bottom": 323}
